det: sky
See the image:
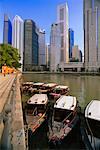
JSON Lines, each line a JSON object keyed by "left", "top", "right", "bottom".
{"left": 0, "top": 0, "right": 84, "bottom": 54}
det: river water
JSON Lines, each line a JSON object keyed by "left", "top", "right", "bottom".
{"left": 22, "top": 73, "right": 100, "bottom": 149}
{"left": 22, "top": 73, "right": 100, "bottom": 110}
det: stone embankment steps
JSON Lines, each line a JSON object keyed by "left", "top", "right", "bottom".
{"left": 0, "top": 75, "right": 15, "bottom": 113}
{"left": 0, "top": 76, "right": 13, "bottom": 91}
{"left": 0, "top": 77, "right": 10, "bottom": 88}
{"left": 0, "top": 73, "right": 26, "bottom": 150}
{"left": 0, "top": 74, "right": 16, "bottom": 141}
{"left": 0, "top": 76, "right": 13, "bottom": 96}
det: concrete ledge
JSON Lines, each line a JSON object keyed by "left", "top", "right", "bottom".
{"left": 22, "top": 71, "right": 100, "bottom": 76}
{"left": 12, "top": 74, "right": 26, "bottom": 150}
{"left": 0, "top": 122, "right": 4, "bottom": 142}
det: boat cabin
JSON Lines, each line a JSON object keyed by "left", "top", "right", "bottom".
{"left": 22, "top": 82, "right": 34, "bottom": 86}
{"left": 28, "top": 82, "right": 44, "bottom": 94}
{"left": 22, "top": 82, "right": 34, "bottom": 92}
{"left": 53, "top": 85, "right": 69, "bottom": 94}
{"left": 85, "top": 100, "right": 100, "bottom": 138}
{"left": 26, "top": 94, "right": 48, "bottom": 133}
{"left": 39, "top": 83, "right": 57, "bottom": 94}
{"left": 49, "top": 85, "right": 69, "bottom": 101}
{"left": 48, "top": 96, "right": 78, "bottom": 142}
{"left": 32, "top": 82, "right": 44, "bottom": 89}
{"left": 53, "top": 96, "right": 77, "bottom": 122}
{"left": 26, "top": 94, "right": 48, "bottom": 115}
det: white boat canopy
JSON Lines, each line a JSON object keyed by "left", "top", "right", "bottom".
{"left": 55, "top": 85, "right": 69, "bottom": 89}
{"left": 85, "top": 100, "right": 100, "bottom": 121}
{"left": 27, "top": 94, "right": 48, "bottom": 105}
{"left": 43, "top": 83, "right": 57, "bottom": 87}
{"left": 33, "top": 82, "right": 44, "bottom": 86}
{"left": 54, "top": 96, "right": 77, "bottom": 111}
{"left": 23, "top": 82, "right": 33, "bottom": 85}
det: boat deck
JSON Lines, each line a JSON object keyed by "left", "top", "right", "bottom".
{"left": 50, "top": 121, "right": 71, "bottom": 139}
{"left": 26, "top": 115, "right": 40, "bottom": 125}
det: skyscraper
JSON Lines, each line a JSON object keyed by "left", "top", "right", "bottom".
{"left": 46, "top": 44, "right": 50, "bottom": 68}
{"left": 12, "top": 15, "right": 24, "bottom": 70}
{"left": 57, "top": 3, "right": 69, "bottom": 63}
{"left": 69, "top": 28, "right": 74, "bottom": 60}
{"left": 3, "top": 14, "right": 12, "bottom": 44}
{"left": 37, "top": 29, "right": 46, "bottom": 66}
{"left": 72, "top": 45, "right": 81, "bottom": 62}
{"left": 80, "top": 50, "right": 83, "bottom": 62}
{"left": 84, "top": 0, "right": 100, "bottom": 71}
{"left": 32, "top": 23, "right": 38, "bottom": 66}
{"left": 24, "top": 20, "right": 38, "bottom": 71}
{"left": 50, "top": 23, "right": 61, "bottom": 72}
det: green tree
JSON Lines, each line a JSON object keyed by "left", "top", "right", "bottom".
{"left": 0, "top": 44, "right": 21, "bottom": 69}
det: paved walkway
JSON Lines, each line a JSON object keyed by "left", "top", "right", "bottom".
{"left": 0, "top": 73, "right": 16, "bottom": 142}
{"left": 0, "top": 74, "right": 16, "bottom": 113}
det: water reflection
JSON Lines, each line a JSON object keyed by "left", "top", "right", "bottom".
{"left": 22, "top": 73, "right": 100, "bottom": 110}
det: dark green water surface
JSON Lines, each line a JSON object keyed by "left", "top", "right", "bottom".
{"left": 22, "top": 73, "right": 100, "bottom": 110}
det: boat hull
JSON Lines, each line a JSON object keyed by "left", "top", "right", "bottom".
{"left": 48, "top": 115, "right": 79, "bottom": 144}
{"left": 26, "top": 112, "right": 47, "bottom": 134}
{"left": 28, "top": 119, "right": 48, "bottom": 149}
{"left": 49, "top": 91, "right": 69, "bottom": 102}
{"left": 81, "top": 117, "right": 100, "bottom": 150}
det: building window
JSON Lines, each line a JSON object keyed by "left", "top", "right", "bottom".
{"left": 60, "top": 8, "right": 64, "bottom": 20}
{"left": 61, "top": 36, "right": 64, "bottom": 48}
{"left": 60, "top": 22, "right": 64, "bottom": 33}
{"left": 61, "top": 50, "right": 64, "bottom": 61}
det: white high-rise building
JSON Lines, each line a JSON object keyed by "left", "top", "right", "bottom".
{"left": 84, "top": 0, "right": 100, "bottom": 71}
{"left": 12, "top": 15, "right": 24, "bottom": 70}
{"left": 46, "top": 44, "right": 50, "bottom": 68}
{"left": 38, "top": 29, "right": 46, "bottom": 66}
{"left": 50, "top": 23, "right": 61, "bottom": 72}
{"left": 57, "top": 3, "right": 69, "bottom": 63}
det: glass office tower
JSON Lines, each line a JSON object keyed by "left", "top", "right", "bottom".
{"left": 3, "top": 14, "right": 12, "bottom": 44}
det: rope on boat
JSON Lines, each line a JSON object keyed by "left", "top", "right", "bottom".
{"left": 62, "top": 111, "right": 73, "bottom": 124}
{"left": 32, "top": 107, "right": 37, "bottom": 115}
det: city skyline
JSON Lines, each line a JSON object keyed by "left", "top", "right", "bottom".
{"left": 0, "top": 0, "right": 83, "bottom": 53}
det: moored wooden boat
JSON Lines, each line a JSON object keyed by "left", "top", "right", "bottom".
{"left": 48, "top": 95, "right": 79, "bottom": 144}
{"left": 22, "top": 82, "right": 34, "bottom": 93}
{"left": 22, "top": 82, "right": 34, "bottom": 86}
{"left": 28, "top": 82, "right": 44, "bottom": 94}
{"left": 33, "top": 82, "right": 44, "bottom": 89}
{"left": 39, "top": 83, "right": 57, "bottom": 94}
{"left": 84, "top": 100, "right": 100, "bottom": 150}
{"left": 49, "top": 85, "right": 70, "bottom": 101}
{"left": 25, "top": 94, "right": 48, "bottom": 133}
